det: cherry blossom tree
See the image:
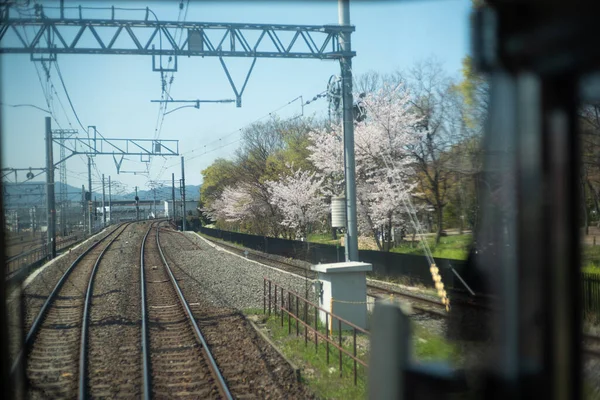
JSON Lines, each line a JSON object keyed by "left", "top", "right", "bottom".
{"left": 308, "top": 82, "right": 423, "bottom": 250}
{"left": 202, "top": 183, "right": 271, "bottom": 228}
{"left": 266, "top": 166, "right": 327, "bottom": 240}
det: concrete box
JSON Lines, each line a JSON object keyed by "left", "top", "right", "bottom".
{"left": 311, "top": 261, "right": 372, "bottom": 330}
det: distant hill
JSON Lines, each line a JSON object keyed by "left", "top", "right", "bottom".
{"left": 3, "top": 181, "right": 201, "bottom": 207}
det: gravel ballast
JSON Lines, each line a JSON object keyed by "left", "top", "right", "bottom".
{"left": 163, "top": 230, "right": 320, "bottom": 311}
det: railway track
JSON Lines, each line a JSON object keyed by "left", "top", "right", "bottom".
{"left": 11, "top": 222, "right": 130, "bottom": 399}
{"left": 142, "top": 222, "right": 232, "bottom": 398}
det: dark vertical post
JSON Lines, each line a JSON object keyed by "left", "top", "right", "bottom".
{"left": 87, "top": 156, "right": 92, "bottom": 235}
{"left": 288, "top": 292, "right": 291, "bottom": 334}
{"left": 81, "top": 184, "right": 85, "bottom": 233}
{"left": 304, "top": 298, "right": 308, "bottom": 346}
{"left": 315, "top": 306, "right": 318, "bottom": 352}
{"left": 296, "top": 295, "right": 299, "bottom": 336}
{"left": 45, "top": 117, "right": 56, "bottom": 259}
{"left": 263, "top": 279, "right": 266, "bottom": 314}
{"left": 171, "top": 173, "right": 176, "bottom": 225}
{"left": 108, "top": 176, "right": 111, "bottom": 224}
{"left": 135, "top": 186, "right": 139, "bottom": 221}
{"left": 326, "top": 313, "right": 330, "bottom": 364}
{"left": 353, "top": 328, "right": 357, "bottom": 385}
{"left": 102, "top": 174, "right": 106, "bottom": 227}
{"left": 181, "top": 156, "right": 186, "bottom": 231}
{"left": 281, "top": 287, "right": 284, "bottom": 327}
{"left": 268, "top": 280, "right": 272, "bottom": 316}
{"left": 274, "top": 283, "right": 277, "bottom": 316}
{"left": 338, "top": 319, "right": 342, "bottom": 377}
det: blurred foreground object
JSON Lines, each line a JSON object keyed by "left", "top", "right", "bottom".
{"left": 369, "top": 1, "right": 600, "bottom": 398}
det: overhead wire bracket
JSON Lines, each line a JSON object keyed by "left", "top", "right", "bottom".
{"left": 218, "top": 56, "right": 257, "bottom": 107}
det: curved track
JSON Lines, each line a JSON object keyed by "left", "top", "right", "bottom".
{"left": 12, "top": 222, "right": 130, "bottom": 399}
{"left": 141, "top": 222, "right": 232, "bottom": 399}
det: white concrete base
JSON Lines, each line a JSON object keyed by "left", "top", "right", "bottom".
{"left": 311, "top": 262, "right": 372, "bottom": 330}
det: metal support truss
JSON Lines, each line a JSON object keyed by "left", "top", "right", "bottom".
{"left": 0, "top": 5, "right": 355, "bottom": 107}
{"left": 53, "top": 136, "right": 179, "bottom": 168}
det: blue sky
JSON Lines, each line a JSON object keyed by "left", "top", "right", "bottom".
{"left": 1, "top": 0, "right": 471, "bottom": 196}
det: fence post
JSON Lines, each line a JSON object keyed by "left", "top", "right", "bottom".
{"left": 339, "top": 318, "right": 343, "bottom": 377}
{"left": 304, "top": 298, "right": 308, "bottom": 346}
{"left": 274, "top": 283, "right": 277, "bottom": 316}
{"left": 315, "top": 305, "right": 318, "bottom": 353}
{"left": 353, "top": 328, "right": 357, "bottom": 385}
{"left": 268, "top": 280, "right": 272, "bottom": 316}
{"left": 296, "top": 294, "right": 299, "bottom": 336}
{"left": 281, "top": 287, "right": 284, "bottom": 327}
{"left": 288, "top": 292, "right": 291, "bottom": 334}
{"left": 263, "top": 279, "right": 266, "bottom": 314}
{"left": 326, "top": 313, "right": 330, "bottom": 364}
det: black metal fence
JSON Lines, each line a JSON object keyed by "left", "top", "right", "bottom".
{"left": 199, "top": 227, "right": 483, "bottom": 293}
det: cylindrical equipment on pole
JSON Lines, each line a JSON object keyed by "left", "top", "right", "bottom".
{"left": 338, "top": 0, "right": 358, "bottom": 261}
{"left": 331, "top": 196, "right": 347, "bottom": 228}
{"left": 46, "top": 117, "right": 56, "bottom": 259}
{"left": 181, "top": 156, "right": 186, "bottom": 231}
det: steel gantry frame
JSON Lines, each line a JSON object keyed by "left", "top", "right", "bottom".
{"left": 0, "top": 4, "right": 356, "bottom": 107}
{"left": 0, "top": 1, "right": 359, "bottom": 261}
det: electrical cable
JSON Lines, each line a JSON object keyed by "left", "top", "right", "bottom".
{"left": 53, "top": 60, "right": 88, "bottom": 134}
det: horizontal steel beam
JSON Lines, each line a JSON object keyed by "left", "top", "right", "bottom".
{"left": 54, "top": 137, "right": 179, "bottom": 156}
{"left": 0, "top": 17, "right": 355, "bottom": 59}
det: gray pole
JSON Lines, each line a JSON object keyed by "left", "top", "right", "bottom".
{"left": 181, "top": 156, "right": 186, "bottom": 231}
{"left": 108, "top": 176, "right": 112, "bottom": 224}
{"left": 135, "top": 186, "right": 139, "bottom": 221}
{"left": 87, "top": 156, "right": 92, "bottom": 235}
{"left": 102, "top": 174, "right": 106, "bottom": 228}
{"left": 81, "top": 184, "right": 85, "bottom": 233}
{"left": 172, "top": 173, "right": 176, "bottom": 224}
{"left": 45, "top": 117, "right": 56, "bottom": 259}
{"left": 339, "top": 0, "right": 358, "bottom": 261}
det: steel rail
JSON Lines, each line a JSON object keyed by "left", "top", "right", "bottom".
{"left": 139, "top": 222, "right": 154, "bottom": 400}
{"left": 154, "top": 224, "right": 233, "bottom": 400}
{"left": 78, "top": 222, "right": 133, "bottom": 399}
{"left": 9, "top": 222, "right": 126, "bottom": 377}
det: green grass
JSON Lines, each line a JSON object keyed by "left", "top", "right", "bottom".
{"left": 243, "top": 308, "right": 463, "bottom": 399}
{"left": 307, "top": 232, "right": 341, "bottom": 246}
{"left": 583, "top": 245, "right": 600, "bottom": 274}
{"left": 412, "top": 325, "right": 461, "bottom": 363}
{"left": 390, "top": 234, "right": 472, "bottom": 260}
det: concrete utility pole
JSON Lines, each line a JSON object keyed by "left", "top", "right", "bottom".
{"left": 108, "top": 176, "right": 111, "bottom": 224}
{"left": 172, "top": 173, "right": 176, "bottom": 224}
{"left": 87, "top": 156, "right": 92, "bottom": 235}
{"left": 45, "top": 117, "right": 56, "bottom": 259}
{"left": 102, "top": 174, "right": 106, "bottom": 227}
{"left": 181, "top": 156, "right": 186, "bottom": 231}
{"left": 339, "top": 0, "right": 358, "bottom": 261}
